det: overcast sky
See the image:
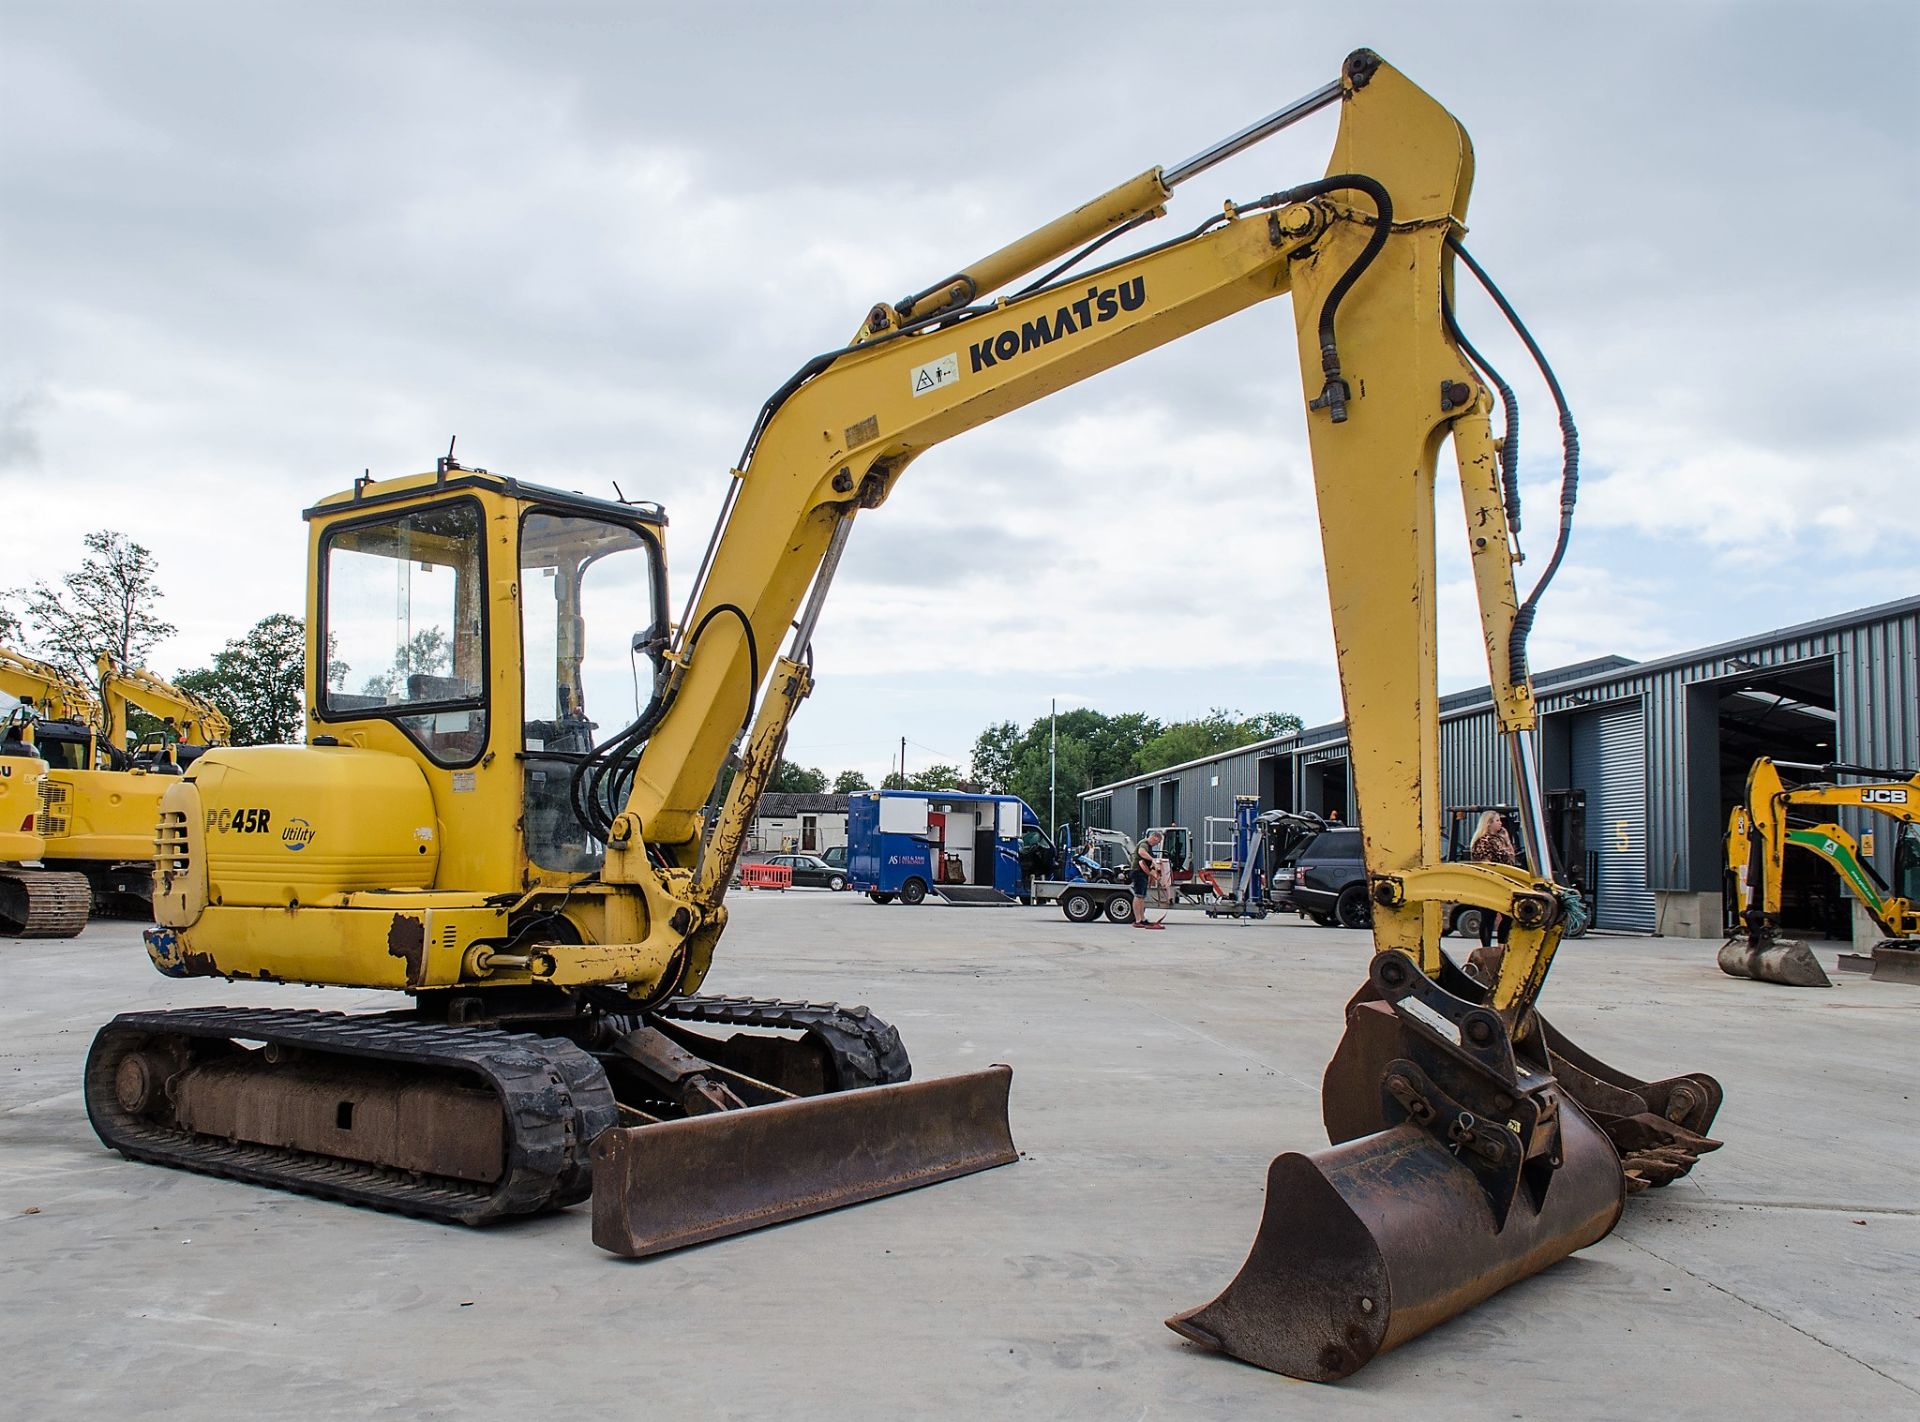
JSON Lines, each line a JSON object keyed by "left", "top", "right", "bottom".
{"left": 4, "top": 2, "right": 1915, "bottom": 784}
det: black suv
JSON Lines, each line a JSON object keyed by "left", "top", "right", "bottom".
{"left": 1265, "top": 819, "right": 1371, "bottom": 929}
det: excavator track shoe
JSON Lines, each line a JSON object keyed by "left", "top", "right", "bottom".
{"left": 1171, "top": 953, "right": 1624, "bottom": 1379}
{"left": 86, "top": 1007, "right": 615, "bottom": 1223}
{"left": 1716, "top": 936, "right": 1831, "bottom": 988}
{"left": 593, "top": 1063, "right": 1016, "bottom": 1257}
{"left": 0, "top": 867, "right": 91, "bottom": 939}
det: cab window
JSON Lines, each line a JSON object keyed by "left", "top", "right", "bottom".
{"left": 320, "top": 499, "right": 488, "bottom": 765}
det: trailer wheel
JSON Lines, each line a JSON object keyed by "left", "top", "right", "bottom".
{"left": 868, "top": 890, "right": 896, "bottom": 905}
{"left": 1060, "top": 889, "right": 1096, "bottom": 923}
{"left": 900, "top": 877, "right": 928, "bottom": 906}
{"left": 1105, "top": 895, "right": 1135, "bottom": 923}
{"left": 1450, "top": 905, "right": 1486, "bottom": 941}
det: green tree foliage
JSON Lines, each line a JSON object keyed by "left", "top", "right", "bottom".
{"left": 769, "top": 760, "right": 829, "bottom": 794}
{"left": 1133, "top": 708, "right": 1303, "bottom": 774}
{"left": 832, "top": 768, "right": 872, "bottom": 793}
{"left": 175, "top": 614, "right": 308, "bottom": 746}
{"left": 905, "top": 763, "right": 966, "bottom": 791}
{"left": 968, "top": 706, "right": 1300, "bottom": 834}
{"left": 971, "top": 709, "right": 1164, "bottom": 825}
{"left": 0, "top": 597, "right": 21, "bottom": 644}
{"left": 19, "top": 530, "right": 177, "bottom": 693}
{"left": 357, "top": 627, "right": 452, "bottom": 698}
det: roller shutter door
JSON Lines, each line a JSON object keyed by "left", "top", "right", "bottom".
{"left": 1571, "top": 701, "right": 1655, "bottom": 932}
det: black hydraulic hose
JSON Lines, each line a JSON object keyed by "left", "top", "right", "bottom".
{"left": 1442, "top": 292, "right": 1523, "bottom": 534}
{"left": 1265, "top": 174, "right": 1392, "bottom": 423}
{"left": 1448, "top": 236, "right": 1579, "bottom": 684}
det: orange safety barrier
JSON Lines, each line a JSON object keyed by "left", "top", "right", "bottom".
{"left": 739, "top": 863, "right": 793, "bottom": 891}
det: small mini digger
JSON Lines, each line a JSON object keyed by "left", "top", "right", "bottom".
{"left": 87, "top": 50, "right": 1723, "bottom": 1380}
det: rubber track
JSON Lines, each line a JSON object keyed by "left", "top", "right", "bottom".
{"left": 0, "top": 867, "right": 91, "bottom": 939}
{"left": 654, "top": 994, "right": 912, "bottom": 1088}
{"left": 85, "top": 1007, "right": 616, "bottom": 1224}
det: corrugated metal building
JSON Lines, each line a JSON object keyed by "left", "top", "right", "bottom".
{"left": 1081, "top": 596, "right": 1920, "bottom": 936}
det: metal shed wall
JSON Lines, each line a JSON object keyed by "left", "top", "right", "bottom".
{"left": 1080, "top": 597, "right": 1919, "bottom": 920}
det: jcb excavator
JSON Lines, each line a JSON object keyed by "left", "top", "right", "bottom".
{"left": 85, "top": 51, "right": 1722, "bottom": 1381}
{"left": 95, "top": 651, "right": 231, "bottom": 769}
{"left": 1, "top": 644, "right": 176, "bottom": 921}
{"left": 1723, "top": 756, "right": 1920, "bottom": 986}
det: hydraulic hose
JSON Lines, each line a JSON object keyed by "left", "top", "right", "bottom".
{"left": 1442, "top": 293, "right": 1522, "bottom": 534}
{"left": 1265, "top": 174, "right": 1393, "bottom": 423}
{"left": 1448, "top": 236, "right": 1579, "bottom": 684}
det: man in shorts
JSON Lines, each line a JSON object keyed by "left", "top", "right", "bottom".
{"left": 1133, "top": 829, "right": 1165, "bottom": 929}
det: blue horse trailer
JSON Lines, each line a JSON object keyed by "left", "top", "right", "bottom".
{"left": 848, "top": 790, "right": 1067, "bottom": 904}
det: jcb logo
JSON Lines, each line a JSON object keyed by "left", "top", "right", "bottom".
{"left": 1862, "top": 788, "right": 1909, "bottom": 804}
{"left": 207, "top": 807, "right": 273, "bottom": 834}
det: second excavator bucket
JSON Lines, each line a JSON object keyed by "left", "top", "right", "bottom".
{"left": 1170, "top": 948, "right": 1719, "bottom": 1379}
{"left": 1717, "top": 936, "right": 1832, "bottom": 988}
{"left": 593, "top": 1065, "right": 1017, "bottom": 1257}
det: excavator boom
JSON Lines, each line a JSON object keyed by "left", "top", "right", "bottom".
{"left": 87, "top": 49, "right": 1721, "bottom": 1380}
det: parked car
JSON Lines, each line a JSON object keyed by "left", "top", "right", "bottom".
{"left": 818, "top": 844, "right": 848, "bottom": 871}
{"left": 762, "top": 853, "right": 848, "bottom": 891}
{"left": 1267, "top": 824, "right": 1371, "bottom": 929}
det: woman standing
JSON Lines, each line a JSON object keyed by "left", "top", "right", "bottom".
{"left": 1469, "top": 809, "right": 1520, "bottom": 948}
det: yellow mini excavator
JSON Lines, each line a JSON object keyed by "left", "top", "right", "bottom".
{"left": 1724, "top": 756, "right": 1920, "bottom": 986}
{"left": 1, "top": 644, "right": 176, "bottom": 922}
{"left": 0, "top": 703, "right": 90, "bottom": 939}
{"left": 85, "top": 51, "right": 1722, "bottom": 1380}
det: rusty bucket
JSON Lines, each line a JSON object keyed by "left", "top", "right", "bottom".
{"left": 593, "top": 1065, "right": 1017, "bottom": 1257}
{"left": 1717, "top": 936, "right": 1832, "bottom": 988}
{"left": 1169, "top": 953, "right": 1626, "bottom": 1380}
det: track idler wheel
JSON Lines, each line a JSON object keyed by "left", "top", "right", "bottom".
{"left": 1169, "top": 952, "right": 1624, "bottom": 1380}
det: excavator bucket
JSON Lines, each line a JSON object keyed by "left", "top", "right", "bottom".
{"left": 593, "top": 1065, "right": 1016, "bottom": 1257}
{"left": 1717, "top": 936, "right": 1832, "bottom": 988}
{"left": 1170, "top": 949, "right": 1717, "bottom": 1379}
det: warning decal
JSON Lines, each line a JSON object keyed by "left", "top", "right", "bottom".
{"left": 910, "top": 353, "right": 959, "bottom": 398}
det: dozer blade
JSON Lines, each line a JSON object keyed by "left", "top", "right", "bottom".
{"left": 1717, "top": 936, "right": 1832, "bottom": 987}
{"left": 592, "top": 1064, "right": 1016, "bottom": 1257}
{"left": 1172, "top": 951, "right": 1633, "bottom": 1380}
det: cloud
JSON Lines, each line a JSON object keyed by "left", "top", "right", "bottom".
{"left": 2, "top": 1, "right": 1913, "bottom": 781}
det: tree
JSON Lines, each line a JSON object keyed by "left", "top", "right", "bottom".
{"left": 769, "top": 760, "right": 828, "bottom": 794}
{"left": 905, "top": 763, "right": 968, "bottom": 791}
{"left": 20, "top": 530, "right": 177, "bottom": 692}
{"left": 0, "top": 597, "right": 21, "bottom": 644}
{"left": 1133, "top": 708, "right": 1302, "bottom": 774}
{"left": 969, "top": 721, "right": 1020, "bottom": 792}
{"left": 175, "top": 613, "right": 308, "bottom": 746}
{"left": 832, "top": 769, "right": 872, "bottom": 793}
{"left": 359, "top": 626, "right": 451, "bottom": 699}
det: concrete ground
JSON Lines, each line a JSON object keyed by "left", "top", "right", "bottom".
{"left": 3, "top": 896, "right": 1916, "bottom": 1420}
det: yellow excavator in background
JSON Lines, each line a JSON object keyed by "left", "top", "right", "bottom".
{"left": 1, "top": 650, "right": 93, "bottom": 937}
{"left": 1724, "top": 756, "right": 1920, "bottom": 986}
{"left": 84, "top": 51, "right": 1722, "bottom": 1381}
{"left": 1, "top": 645, "right": 174, "bottom": 924}
{"left": 95, "top": 651, "right": 231, "bottom": 768}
